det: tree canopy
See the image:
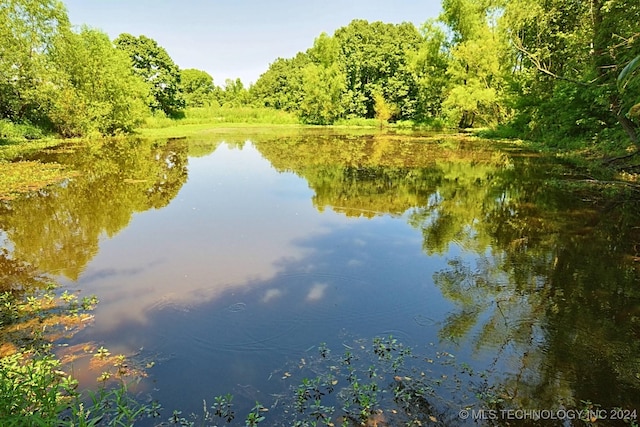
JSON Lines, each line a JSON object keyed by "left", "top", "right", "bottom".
{"left": 181, "top": 68, "right": 216, "bottom": 107}
{"left": 1, "top": 0, "right": 638, "bottom": 150}
{"left": 0, "top": 0, "right": 70, "bottom": 126}
{"left": 49, "top": 27, "right": 149, "bottom": 136}
{"left": 114, "top": 33, "right": 185, "bottom": 117}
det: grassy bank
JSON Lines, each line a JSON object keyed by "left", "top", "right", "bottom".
{"left": 136, "top": 106, "right": 301, "bottom": 137}
{"left": 136, "top": 106, "right": 451, "bottom": 138}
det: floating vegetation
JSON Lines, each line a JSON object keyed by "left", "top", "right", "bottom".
{"left": 0, "top": 161, "right": 75, "bottom": 200}
{"left": 161, "top": 335, "right": 508, "bottom": 427}
{"left": 0, "top": 254, "right": 159, "bottom": 426}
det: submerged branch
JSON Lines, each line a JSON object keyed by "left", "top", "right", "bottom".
{"left": 575, "top": 178, "right": 640, "bottom": 192}
{"left": 602, "top": 150, "right": 640, "bottom": 164}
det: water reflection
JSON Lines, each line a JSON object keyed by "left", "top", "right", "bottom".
{"left": 252, "top": 132, "right": 640, "bottom": 411}
{"left": 1, "top": 130, "right": 639, "bottom": 422}
{"left": 0, "top": 138, "right": 188, "bottom": 280}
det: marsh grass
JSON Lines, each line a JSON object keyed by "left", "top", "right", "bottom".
{"left": 139, "top": 106, "right": 300, "bottom": 134}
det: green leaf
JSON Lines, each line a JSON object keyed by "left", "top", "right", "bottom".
{"left": 618, "top": 56, "right": 640, "bottom": 90}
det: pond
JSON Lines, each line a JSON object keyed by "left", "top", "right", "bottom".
{"left": 2, "top": 129, "right": 640, "bottom": 425}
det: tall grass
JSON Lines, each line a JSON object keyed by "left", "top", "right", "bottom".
{"left": 333, "top": 117, "right": 380, "bottom": 127}
{"left": 141, "top": 106, "right": 300, "bottom": 129}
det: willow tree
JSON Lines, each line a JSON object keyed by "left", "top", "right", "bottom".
{"left": 440, "top": 0, "right": 509, "bottom": 128}
{"left": 406, "top": 20, "right": 451, "bottom": 121}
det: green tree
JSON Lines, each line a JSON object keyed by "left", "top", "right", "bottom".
{"left": 250, "top": 53, "right": 309, "bottom": 111}
{"left": 299, "top": 62, "right": 346, "bottom": 124}
{"left": 334, "top": 20, "right": 423, "bottom": 120}
{"left": 502, "top": 0, "right": 640, "bottom": 145}
{"left": 48, "top": 27, "right": 149, "bottom": 136}
{"left": 298, "top": 33, "right": 346, "bottom": 124}
{"left": 0, "top": 0, "right": 69, "bottom": 126}
{"left": 252, "top": 20, "right": 428, "bottom": 123}
{"left": 219, "top": 78, "right": 250, "bottom": 107}
{"left": 181, "top": 68, "right": 216, "bottom": 107}
{"left": 114, "top": 33, "right": 185, "bottom": 117}
{"left": 373, "top": 92, "right": 393, "bottom": 126}
{"left": 440, "top": 0, "right": 508, "bottom": 128}
{"left": 406, "top": 20, "right": 451, "bottom": 120}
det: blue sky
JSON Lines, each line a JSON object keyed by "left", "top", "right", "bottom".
{"left": 63, "top": 1, "right": 442, "bottom": 86}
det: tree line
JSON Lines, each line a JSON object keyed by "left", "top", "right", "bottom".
{"left": 1, "top": 0, "right": 639, "bottom": 147}
{"left": 0, "top": 0, "right": 248, "bottom": 138}
{"left": 252, "top": 0, "right": 640, "bottom": 146}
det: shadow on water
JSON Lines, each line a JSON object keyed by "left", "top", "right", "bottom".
{"left": 1, "top": 130, "right": 640, "bottom": 425}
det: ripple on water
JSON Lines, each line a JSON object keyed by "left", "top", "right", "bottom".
{"left": 226, "top": 302, "right": 247, "bottom": 313}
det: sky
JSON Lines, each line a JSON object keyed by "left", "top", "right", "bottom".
{"left": 62, "top": 1, "right": 442, "bottom": 87}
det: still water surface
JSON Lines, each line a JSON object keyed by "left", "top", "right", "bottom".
{"left": 2, "top": 130, "right": 640, "bottom": 424}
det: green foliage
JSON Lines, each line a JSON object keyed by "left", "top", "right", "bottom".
{"left": 140, "top": 106, "right": 300, "bottom": 135}
{"left": 618, "top": 55, "right": 640, "bottom": 90}
{"left": 407, "top": 19, "right": 450, "bottom": 120}
{"left": 334, "top": 20, "right": 424, "bottom": 120}
{"left": 250, "top": 53, "right": 309, "bottom": 112}
{"left": 373, "top": 92, "right": 393, "bottom": 126}
{"left": 0, "top": 351, "right": 75, "bottom": 424}
{"left": 0, "top": 249, "right": 158, "bottom": 426}
{"left": 502, "top": 0, "right": 640, "bottom": 146}
{"left": 0, "top": 120, "right": 46, "bottom": 141}
{"left": 115, "top": 33, "right": 185, "bottom": 117}
{"left": 0, "top": 2, "right": 152, "bottom": 138}
{"left": 619, "top": 53, "right": 640, "bottom": 124}
{"left": 181, "top": 68, "right": 217, "bottom": 107}
{"left": 1, "top": 0, "right": 638, "bottom": 159}
{"left": 218, "top": 78, "right": 250, "bottom": 107}
{"left": 299, "top": 63, "right": 346, "bottom": 124}
{"left": 0, "top": 351, "right": 160, "bottom": 426}
{"left": 253, "top": 20, "right": 431, "bottom": 124}
{"left": 157, "top": 335, "right": 503, "bottom": 426}
{"left": 49, "top": 27, "right": 149, "bottom": 136}
{"left": 0, "top": 0, "right": 70, "bottom": 126}
{"left": 441, "top": 1, "right": 507, "bottom": 128}
{"left": 276, "top": 336, "right": 501, "bottom": 426}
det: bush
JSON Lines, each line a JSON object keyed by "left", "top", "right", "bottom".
{"left": 0, "top": 120, "right": 46, "bottom": 141}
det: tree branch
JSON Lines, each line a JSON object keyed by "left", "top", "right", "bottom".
{"left": 510, "top": 36, "right": 595, "bottom": 87}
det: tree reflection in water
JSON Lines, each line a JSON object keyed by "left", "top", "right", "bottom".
{"left": 1, "top": 131, "right": 639, "bottom": 420}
